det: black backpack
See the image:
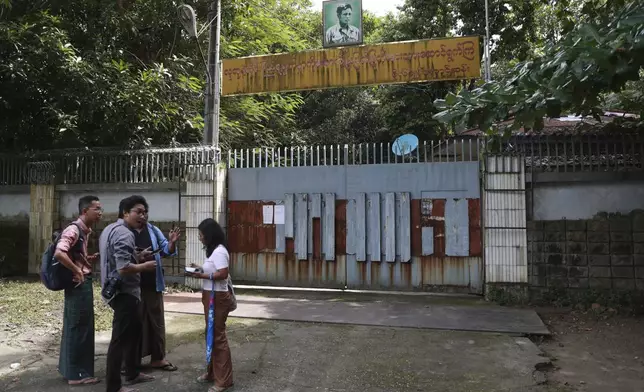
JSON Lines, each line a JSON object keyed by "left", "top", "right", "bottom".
{"left": 40, "top": 222, "right": 86, "bottom": 291}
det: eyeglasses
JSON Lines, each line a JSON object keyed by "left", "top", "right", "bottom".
{"left": 130, "top": 208, "right": 148, "bottom": 215}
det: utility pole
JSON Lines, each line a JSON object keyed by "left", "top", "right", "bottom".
{"left": 204, "top": 0, "right": 222, "bottom": 146}
{"left": 484, "top": 0, "right": 492, "bottom": 81}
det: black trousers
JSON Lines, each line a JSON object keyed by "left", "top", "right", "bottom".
{"left": 106, "top": 294, "right": 142, "bottom": 392}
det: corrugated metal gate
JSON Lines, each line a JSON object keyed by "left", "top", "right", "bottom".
{"left": 482, "top": 155, "right": 528, "bottom": 284}
{"left": 225, "top": 141, "right": 484, "bottom": 293}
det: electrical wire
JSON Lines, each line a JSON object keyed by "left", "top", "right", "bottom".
{"left": 196, "top": 38, "right": 211, "bottom": 84}
{"left": 198, "top": 13, "right": 217, "bottom": 37}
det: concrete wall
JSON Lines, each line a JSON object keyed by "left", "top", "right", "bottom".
{"left": 532, "top": 182, "right": 644, "bottom": 220}
{"left": 0, "top": 182, "right": 190, "bottom": 278}
{"left": 527, "top": 175, "right": 644, "bottom": 300}
{"left": 57, "top": 183, "right": 182, "bottom": 221}
{"left": 0, "top": 186, "right": 30, "bottom": 220}
{"left": 228, "top": 162, "right": 481, "bottom": 201}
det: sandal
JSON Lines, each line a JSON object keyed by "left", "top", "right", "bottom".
{"left": 125, "top": 372, "right": 155, "bottom": 385}
{"left": 68, "top": 377, "right": 100, "bottom": 386}
{"left": 151, "top": 362, "right": 178, "bottom": 371}
{"left": 197, "top": 374, "right": 214, "bottom": 384}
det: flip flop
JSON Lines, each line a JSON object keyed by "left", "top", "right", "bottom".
{"left": 125, "top": 373, "right": 155, "bottom": 385}
{"left": 151, "top": 362, "right": 178, "bottom": 371}
{"left": 197, "top": 375, "right": 213, "bottom": 384}
{"left": 68, "top": 377, "right": 100, "bottom": 386}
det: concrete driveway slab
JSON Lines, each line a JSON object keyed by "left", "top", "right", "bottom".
{"left": 164, "top": 291, "right": 550, "bottom": 335}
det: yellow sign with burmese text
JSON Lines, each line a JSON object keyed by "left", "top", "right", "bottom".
{"left": 221, "top": 36, "right": 480, "bottom": 96}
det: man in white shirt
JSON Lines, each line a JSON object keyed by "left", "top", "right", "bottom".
{"left": 325, "top": 3, "right": 361, "bottom": 45}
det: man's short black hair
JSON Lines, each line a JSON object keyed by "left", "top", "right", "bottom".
{"left": 117, "top": 198, "right": 127, "bottom": 219}
{"left": 336, "top": 3, "right": 352, "bottom": 16}
{"left": 78, "top": 195, "right": 99, "bottom": 215}
{"left": 121, "top": 195, "right": 149, "bottom": 217}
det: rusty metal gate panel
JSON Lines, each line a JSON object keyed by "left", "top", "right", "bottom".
{"left": 343, "top": 190, "right": 482, "bottom": 293}
{"left": 483, "top": 155, "right": 528, "bottom": 284}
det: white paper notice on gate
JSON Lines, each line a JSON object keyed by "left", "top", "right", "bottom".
{"left": 262, "top": 205, "right": 274, "bottom": 224}
{"left": 273, "top": 205, "right": 285, "bottom": 225}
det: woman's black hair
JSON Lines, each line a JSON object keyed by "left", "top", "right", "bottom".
{"left": 198, "top": 218, "right": 227, "bottom": 257}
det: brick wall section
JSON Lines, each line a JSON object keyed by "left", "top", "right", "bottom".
{"left": 528, "top": 213, "right": 644, "bottom": 292}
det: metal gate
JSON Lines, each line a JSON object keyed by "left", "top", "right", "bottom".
{"left": 225, "top": 141, "right": 484, "bottom": 293}
{"left": 482, "top": 155, "right": 528, "bottom": 284}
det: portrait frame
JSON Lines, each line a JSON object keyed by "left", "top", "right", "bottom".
{"left": 322, "top": 0, "right": 364, "bottom": 48}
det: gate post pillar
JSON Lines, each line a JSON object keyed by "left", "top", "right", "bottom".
{"left": 28, "top": 184, "right": 58, "bottom": 275}
{"left": 482, "top": 154, "right": 529, "bottom": 303}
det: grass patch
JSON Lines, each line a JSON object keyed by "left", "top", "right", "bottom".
{"left": 164, "top": 282, "right": 198, "bottom": 294}
{"left": 0, "top": 277, "right": 113, "bottom": 332}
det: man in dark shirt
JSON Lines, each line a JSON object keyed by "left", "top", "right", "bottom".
{"left": 132, "top": 197, "right": 179, "bottom": 372}
{"left": 102, "top": 195, "right": 157, "bottom": 392}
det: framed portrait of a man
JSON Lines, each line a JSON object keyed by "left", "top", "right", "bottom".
{"left": 322, "top": 0, "right": 363, "bottom": 48}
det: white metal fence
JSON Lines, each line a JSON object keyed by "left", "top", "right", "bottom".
{"left": 1, "top": 133, "right": 642, "bottom": 185}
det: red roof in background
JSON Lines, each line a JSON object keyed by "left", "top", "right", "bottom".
{"left": 459, "top": 112, "right": 640, "bottom": 137}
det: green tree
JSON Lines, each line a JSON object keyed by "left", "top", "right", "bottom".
{"left": 0, "top": 0, "right": 319, "bottom": 152}
{"left": 287, "top": 10, "right": 389, "bottom": 146}
{"left": 294, "top": 88, "right": 384, "bottom": 145}
{"left": 433, "top": 1, "right": 644, "bottom": 135}
{"left": 373, "top": 0, "right": 463, "bottom": 140}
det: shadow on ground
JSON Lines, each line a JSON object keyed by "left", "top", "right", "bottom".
{"left": 1, "top": 313, "right": 569, "bottom": 392}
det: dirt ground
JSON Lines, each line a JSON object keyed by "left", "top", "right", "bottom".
{"left": 1, "top": 313, "right": 568, "bottom": 392}
{"left": 1, "top": 278, "right": 643, "bottom": 391}
{"left": 535, "top": 308, "right": 644, "bottom": 392}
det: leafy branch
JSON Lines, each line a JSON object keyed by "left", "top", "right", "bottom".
{"left": 433, "top": 0, "right": 644, "bottom": 136}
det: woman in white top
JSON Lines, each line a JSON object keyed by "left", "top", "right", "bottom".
{"left": 185, "top": 218, "right": 234, "bottom": 392}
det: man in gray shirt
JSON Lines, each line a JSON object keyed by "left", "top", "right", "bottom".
{"left": 101, "top": 195, "right": 156, "bottom": 392}
{"left": 99, "top": 199, "right": 125, "bottom": 292}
